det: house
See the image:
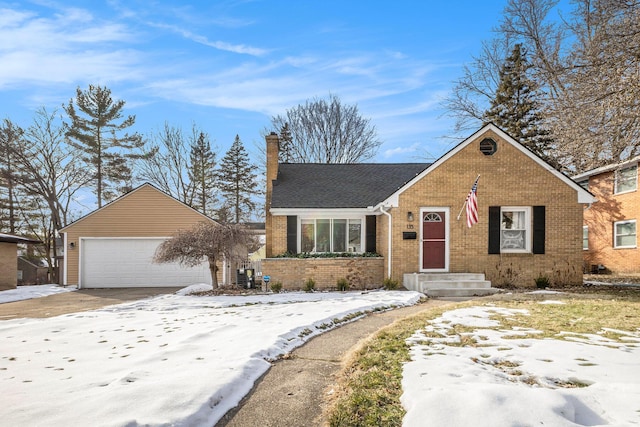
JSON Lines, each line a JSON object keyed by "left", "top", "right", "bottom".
{"left": 263, "top": 124, "right": 595, "bottom": 290}
{"left": 60, "top": 183, "right": 218, "bottom": 289}
{"left": 572, "top": 156, "right": 640, "bottom": 274}
{"left": 0, "top": 233, "right": 42, "bottom": 291}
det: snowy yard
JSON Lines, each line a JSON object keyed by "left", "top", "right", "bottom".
{"left": 0, "top": 285, "right": 420, "bottom": 426}
{"left": 402, "top": 302, "right": 640, "bottom": 426}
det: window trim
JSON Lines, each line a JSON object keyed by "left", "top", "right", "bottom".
{"left": 500, "top": 206, "right": 532, "bottom": 253}
{"left": 613, "top": 219, "right": 637, "bottom": 249}
{"left": 614, "top": 164, "right": 638, "bottom": 195}
{"left": 583, "top": 226, "right": 589, "bottom": 251}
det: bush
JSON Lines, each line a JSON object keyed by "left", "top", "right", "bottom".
{"left": 303, "top": 278, "right": 316, "bottom": 292}
{"left": 535, "top": 275, "right": 551, "bottom": 289}
{"left": 336, "top": 277, "right": 350, "bottom": 291}
{"left": 382, "top": 277, "right": 399, "bottom": 290}
{"left": 270, "top": 281, "right": 283, "bottom": 293}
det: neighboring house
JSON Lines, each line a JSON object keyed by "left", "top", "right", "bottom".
{"left": 0, "top": 233, "right": 41, "bottom": 291}
{"left": 60, "top": 183, "right": 218, "bottom": 289}
{"left": 263, "top": 124, "right": 595, "bottom": 290}
{"left": 573, "top": 156, "right": 640, "bottom": 274}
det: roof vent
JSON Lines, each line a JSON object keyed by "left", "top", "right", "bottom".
{"left": 480, "top": 138, "right": 497, "bottom": 155}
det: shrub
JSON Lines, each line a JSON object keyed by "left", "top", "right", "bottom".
{"left": 270, "top": 281, "right": 283, "bottom": 293}
{"left": 382, "top": 277, "right": 399, "bottom": 290}
{"left": 336, "top": 277, "right": 350, "bottom": 291}
{"left": 303, "top": 278, "right": 316, "bottom": 292}
{"left": 535, "top": 275, "right": 551, "bottom": 289}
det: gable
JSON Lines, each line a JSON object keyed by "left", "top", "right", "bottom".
{"left": 381, "top": 124, "right": 595, "bottom": 207}
{"left": 60, "top": 183, "right": 215, "bottom": 236}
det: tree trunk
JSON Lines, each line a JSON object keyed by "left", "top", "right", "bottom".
{"left": 208, "top": 256, "right": 219, "bottom": 288}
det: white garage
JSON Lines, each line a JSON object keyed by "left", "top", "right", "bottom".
{"left": 61, "top": 184, "right": 219, "bottom": 288}
{"left": 80, "top": 238, "right": 211, "bottom": 288}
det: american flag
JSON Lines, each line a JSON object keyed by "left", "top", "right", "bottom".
{"left": 466, "top": 177, "right": 479, "bottom": 228}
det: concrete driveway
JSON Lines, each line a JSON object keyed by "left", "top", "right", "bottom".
{"left": 0, "top": 287, "right": 181, "bottom": 320}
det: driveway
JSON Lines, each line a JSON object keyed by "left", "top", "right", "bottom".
{"left": 0, "top": 287, "right": 181, "bottom": 320}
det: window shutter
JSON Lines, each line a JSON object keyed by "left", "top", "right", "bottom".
{"left": 533, "top": 206, "right": 545, "bottom": 254}
{"left": 286, "top": 216, "right": 297, "bottom": 254}
{"left": 366, "top": 215, "right": 376, "bottom": 253}
{"left": 488, "top": 206, "right": 501, "bottom": 254}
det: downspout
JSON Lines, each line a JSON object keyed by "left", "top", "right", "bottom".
{"left": 380, "top": 206, "right": 393, "bottom": 278}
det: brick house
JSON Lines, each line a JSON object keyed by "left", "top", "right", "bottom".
{"left": 263, "top": 124, "right": 595, "bottom": 290}
{"left": 573, "top": 156, "right": 639, "bottom": 274}
{"left": 0, "top": 233, "right": 41, "bottom": 290}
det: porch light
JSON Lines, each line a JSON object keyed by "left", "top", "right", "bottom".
{"left": 407, "top": 211, "right": 414, "bottom": 222}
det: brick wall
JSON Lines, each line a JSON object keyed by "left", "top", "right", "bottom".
{"left": 262, "top": 257, "right": 384, "bottom": 290}
{"left": 583, "top": 170, "right": 640, "bottom": 273}
{"left": 0, "top": 243, "right": 17, "bottom": 290}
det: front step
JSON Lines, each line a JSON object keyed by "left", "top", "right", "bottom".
{"left": 403, "top": 273, "right": 501, "bottom": 298}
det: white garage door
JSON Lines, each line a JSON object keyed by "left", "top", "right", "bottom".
{"left": 80, "top": 238, "right": 211, "bottom": 288}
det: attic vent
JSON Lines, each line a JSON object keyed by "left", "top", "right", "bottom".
{"left": 480, "top": 138, "right": 497, "bottom": 155}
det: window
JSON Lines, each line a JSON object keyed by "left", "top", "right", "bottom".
{"left": 615, "top": 165, "right": 637, "bottom": 194}
{"left": 500, "top": 207, "right": 531, "bottom": 252}
{"left": 299, "top": 218, "right": 363, "bottom": 252}
{"left": 583, "top": 226, "right": 589, "bottom": 250}
{"left": 614, "top": 220, "right": 636, "bottom": 248}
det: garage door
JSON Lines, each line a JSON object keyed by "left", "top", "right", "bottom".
{"left": 80, "top": 238, "right": 211, "bottom": 288}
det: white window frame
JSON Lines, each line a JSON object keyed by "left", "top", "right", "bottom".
{"left": 614, "top": 164, "right": 638, "bottom": 194}
{"left": 583, "top": 226, "right": 589, "bottom": 250}
{"left": 500, "top": 206, "right": 532, "bottom": 253}
{"left": 614, "top": 220, "right": 637, "bottom": 249}
{"left": 298, "top": 216, "right": 365, "bottom": 253}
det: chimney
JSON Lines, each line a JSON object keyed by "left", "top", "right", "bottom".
{"left": 265, "top": 132, "right": 280, "bottom": 257}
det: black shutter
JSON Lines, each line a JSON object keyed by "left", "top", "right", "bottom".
{"left": 286, "top": 216, "right": 297, "bottom": 254}
{"left": 533, "top": 206, "right": 545, "bottom": 254}
{"left": 488, "top": 206, "right": 501, "bottom": 254}
{"left": 365, "top": 215, "right": 376, "bottom": 253}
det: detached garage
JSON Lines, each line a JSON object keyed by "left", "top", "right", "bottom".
{"left": 61, "top": 183, "right": 216, "bottom": 289}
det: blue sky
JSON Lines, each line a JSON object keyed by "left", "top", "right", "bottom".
{"left": 0, "top": 0, "right": 509, "bottom": 163}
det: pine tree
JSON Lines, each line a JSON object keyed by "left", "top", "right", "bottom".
{"left": 483, "top": 44, "right": 556, "bottom": 166}
{"left": 216, "top": 135, "right": 259, "bottom": 224}
{"left": 188, "top": 131, "right": 217, "bottom": 216}
{"left": 64, "top": 84, "right": 145, "bottom": 207}
{"left": 0, "top": 119, "right": 23, "bottom": 233}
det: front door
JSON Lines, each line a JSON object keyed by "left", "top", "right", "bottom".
{"left": 422, "top": 210, "right": 447, "bottom": 270}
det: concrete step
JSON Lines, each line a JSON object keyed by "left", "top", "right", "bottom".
{"left": 420, "top": 280, "right": 493, "bottom": 290}
{"left": 412, "top": 273, "right": 486, "bottom": 282}
{"left": 425, "top": 288, "right": 501, "bottom": 298}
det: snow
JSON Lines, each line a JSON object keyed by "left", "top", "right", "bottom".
{"left": 0, "top": 287, "right": 421, "bottom": 426}
{"left": 0, "top": 284, "right": 75, "bottom": 303}
{"left": 402, "top": 305, "right": 640, "bottom": 427}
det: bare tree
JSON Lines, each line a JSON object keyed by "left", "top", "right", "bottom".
{"left": 154, "top": 222, "right": 257, "bottom": 288}
{"left": 270, "top": 94, "right": 381, "bottom": 163}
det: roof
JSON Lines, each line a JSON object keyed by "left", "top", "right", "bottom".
{"left": 271, "top": 163, "right": 430, "bottom": 209}
{"left": 572, "top": 155, "right": 640, "bottom": 181}
{"left": 0, "top": 233, "right": 42, "bottom": 244}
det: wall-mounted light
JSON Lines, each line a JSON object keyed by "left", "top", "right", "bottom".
{"left": 69, "top": 242, "right": 76, "bottom": 249}
{"left": 407, "top": 211, "right": 414, "bottom": 222}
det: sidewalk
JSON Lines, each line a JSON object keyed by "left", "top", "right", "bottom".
{"left": 218, "top": 299, "right": 454, "bottom": 427}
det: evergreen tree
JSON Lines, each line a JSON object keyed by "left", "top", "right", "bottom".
{"left": 188, "top": 131, "right": 217, "bottom": 216}
{"left": 482, "top": 44, "right": 556, "bottom": 166}
{"left": 278, "top": 122, "right": 293, "bottom": 163}
{"left": 0, "top": 119, "right": 24, "bottom": 233}
{"left": 216, "top": 135, "right": 259, "bottom": 224}
{"left": 64, "top": 84, "right": 145, "bottom": 207}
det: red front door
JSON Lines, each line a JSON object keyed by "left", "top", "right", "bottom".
{"left": 422, "top": 211, "right": 446, "bottom": 270}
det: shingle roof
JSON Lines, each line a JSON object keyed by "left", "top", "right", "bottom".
{"left": 271, "top": 163, "right": 430, "bottom": 209}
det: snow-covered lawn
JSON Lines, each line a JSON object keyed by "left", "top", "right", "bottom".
{"left": 402, "top": 303, "right": 640, "bottom": 426}
{"left": 0, "top": 285, "right": 421, "bottom": 426}
{"left": 0, "top": 284, "right": 75, "bottom": 303}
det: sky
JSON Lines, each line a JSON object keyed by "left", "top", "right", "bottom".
{"left": 1, "top": 285, "right": 638, "bottom": 426}
{"left": 0, "top": 0, "right": 511, "bottom": 164}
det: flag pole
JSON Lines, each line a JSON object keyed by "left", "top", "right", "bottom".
{"left": 457, "top": 175, "right": 480, "bottom": 221}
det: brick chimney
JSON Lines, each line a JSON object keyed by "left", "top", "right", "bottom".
{"left": 265, "top": 132, "right": 280, "bottom": 257}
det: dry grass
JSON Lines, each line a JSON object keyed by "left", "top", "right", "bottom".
{"left": 323, "top": 289, "right": 640, "bottom": 427}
